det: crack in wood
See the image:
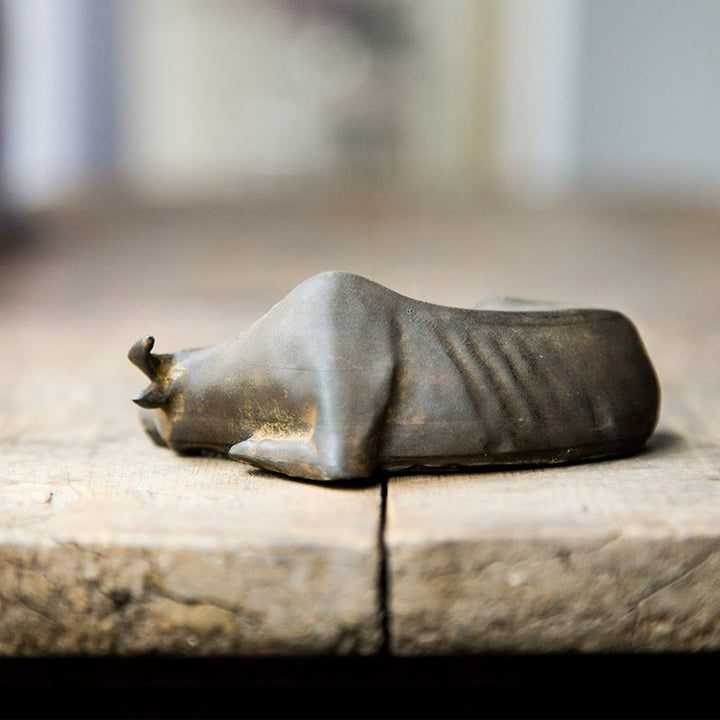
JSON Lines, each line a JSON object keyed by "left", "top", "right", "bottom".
{"left": 378, "top": 475, "right": 390, "bottom": 654}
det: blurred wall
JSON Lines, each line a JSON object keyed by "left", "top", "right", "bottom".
{"left": 2, "top": 0, "right": 720, "bottom": 208}
{"left": 120, "top": 0, "right": 487, "bottom": 196}
{"left": 576, "top": 0, "right": 720, "bottom": 197}
{"left": 492, "top": 0, "right": 581, "bottom": 198}
{"left": 1, "top": 0, "right": 118, "bottom": 207}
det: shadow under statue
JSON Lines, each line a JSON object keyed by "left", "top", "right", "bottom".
{"left": 129, "top": 271, "right": 660, "bottom": 481}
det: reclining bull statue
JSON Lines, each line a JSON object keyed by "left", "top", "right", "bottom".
{"left": 129, "top": 271, "right": 659, "bottom": 481}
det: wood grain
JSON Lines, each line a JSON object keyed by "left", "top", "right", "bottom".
{"left": 2, "top": 193, "right": 719, "bottom": 655}
{"left": 382, "top": 199, "right": 720, "bottom": 654}
{"left": 0, "top": 207, "right": 383, "bottom": 655}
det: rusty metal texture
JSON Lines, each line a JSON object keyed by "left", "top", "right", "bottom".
{"left": 129, "top": 272, "right": 660, "bottom": 481}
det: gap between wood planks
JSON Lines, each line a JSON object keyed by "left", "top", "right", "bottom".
{"left": 378, "top": 474, "right": 390, "bottom": 654}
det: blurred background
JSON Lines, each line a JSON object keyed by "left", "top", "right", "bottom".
{"left": 1, "top": 0, "right": 719, "bottom": 398}
{"left": 2, "top": 0, "right": 720, "bottom": 209}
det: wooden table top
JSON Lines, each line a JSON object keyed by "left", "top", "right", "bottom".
{"left": 2, "top": 191, "right": 719, "bottom": 656}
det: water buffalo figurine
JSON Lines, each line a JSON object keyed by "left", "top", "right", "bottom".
{"left": 129, "top": 271, "right": 659, "bottom": 481}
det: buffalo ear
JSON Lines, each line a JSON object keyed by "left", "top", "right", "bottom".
{"left": 132, "top": 384, "right": 167, "bottom": 409}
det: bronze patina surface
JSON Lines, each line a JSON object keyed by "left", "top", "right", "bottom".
{"left": 129, "top": 271, "right": 660, "bottom": 481}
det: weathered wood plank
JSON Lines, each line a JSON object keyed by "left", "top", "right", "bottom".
{"left": 2, "top": 195, "right": 720, "bottom": 656}
{"left": 1, "top": 447, "right": 382, "bottom": 655}
{"left": 386, "top": 436, "right": 720, "bottom": 653}
{"left": 385, "top": 204, "right": 720, "bottom": 654}
{"left": 0, "top": 214, "right": 383, "bottom": 656}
